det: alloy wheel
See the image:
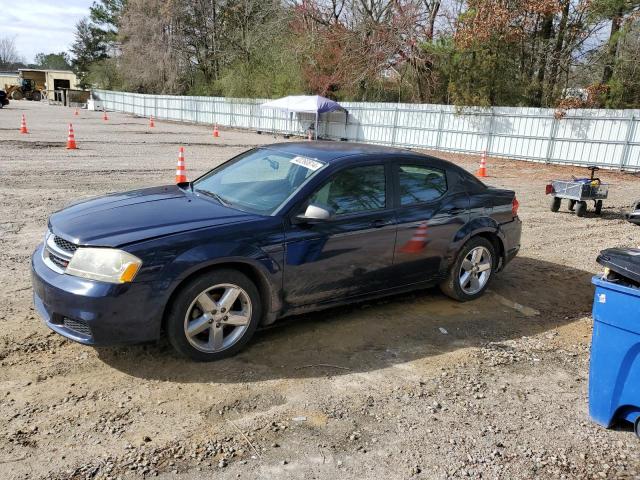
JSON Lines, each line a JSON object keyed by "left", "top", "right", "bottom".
{"left": 458, "top": 246, "right": 492, "bottom": 295}
{"left": 183, "top": 283, "right": 252, "bottom": 353}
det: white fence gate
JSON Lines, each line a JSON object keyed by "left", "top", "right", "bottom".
{"left": 92, "top": 89, "right": 640, "bottom": 171}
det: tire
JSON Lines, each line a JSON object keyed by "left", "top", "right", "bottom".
{"left": 32, "top": 91, "right": 42, "bottom": 102}
{"left": 166, "top": 269, "right": 262, "bottom": 361}
{"left": 568, "top": 199, "right": 576, "bottom": 211}
{"left": 440, "top": 237, "right": 496, "bottom": 302}
{"left": 595, "top": 200, "right": 603, "bottom": 215}
{"left": 635, "top": 418, "right": 640, "bottom": 440}
{"left": 550, "top": 197, "right": 561, "bottom": 212}
{"left": 576, "top": 201, "right": 587, "bottom": 217}
{"left": 11, "top": 90, "right": 22, "bottom": 100}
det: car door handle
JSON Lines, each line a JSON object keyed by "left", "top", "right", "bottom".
{"left": 448, "top": 208, "right": 466, "bottom": 215}
{"left": 369, "top": 219, "right": 392, "bottom": 228}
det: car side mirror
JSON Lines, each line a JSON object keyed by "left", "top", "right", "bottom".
{"left": 294, "top": 204, "right": 333, "bottom": 223}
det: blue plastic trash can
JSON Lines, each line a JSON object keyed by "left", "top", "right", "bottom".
{"left": 589, "top": 275, "right": 640, "bottom": 437}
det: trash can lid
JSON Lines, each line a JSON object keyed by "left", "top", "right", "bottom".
{"left": 597, "top": 248, "right": 640, "bottom": 285}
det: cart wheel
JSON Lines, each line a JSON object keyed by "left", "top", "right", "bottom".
{"left": 576, "top": 201, "right": 587, "bottom": 217}
{"left": 550, "top": 197, "right": 561, "bottom": 212}
{"left": 568, "top": 199, "right": 576, "bottom": 211}
{"left": 595, "top": 200, "right": 603, "bottom": 215}
{"left": 635, "top": 418, "right": 640, "bottom": 440}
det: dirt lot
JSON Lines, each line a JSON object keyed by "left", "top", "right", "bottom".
{"left": 1, "top": 101, "right": 639, "bottom": 480}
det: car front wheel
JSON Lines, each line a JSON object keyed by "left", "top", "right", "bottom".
{"left": 440, "top": 237, "right": 496, "bottom": 301}
{"left": 166, "top": 269, "right": 262, "bottom": 361}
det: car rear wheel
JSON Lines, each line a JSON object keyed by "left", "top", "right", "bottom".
{"left": 166, "top": 269, "right": 262, "bottom": 361}
{"left": 550, "top": 197, "right": 561, "bottom": 212}
{"left": 440, "top": 237, "right": 495, "bottom": 302}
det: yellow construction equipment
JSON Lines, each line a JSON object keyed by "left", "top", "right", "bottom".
{"left": 5, "top": 77, "right": 42, "bottom": 101}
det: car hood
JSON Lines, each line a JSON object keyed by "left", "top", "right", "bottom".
{"left": 49, "top": 185, "right": 259, "bottom": 247}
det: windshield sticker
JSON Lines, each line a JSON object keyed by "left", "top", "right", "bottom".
{"left": 290, "top": 156, "right": 324, "bottom": 171}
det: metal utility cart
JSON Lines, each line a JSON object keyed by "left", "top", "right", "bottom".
{"left": 546, "top": 166, "right": 609, "bottom": 217}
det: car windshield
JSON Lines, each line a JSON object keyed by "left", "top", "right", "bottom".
{"left": 192, "top": 148, "right": 325, "bottom": 215}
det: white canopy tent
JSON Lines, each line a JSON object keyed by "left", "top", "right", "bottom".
{"left": 260, "top": 95, "right": 348, "bottom": 139}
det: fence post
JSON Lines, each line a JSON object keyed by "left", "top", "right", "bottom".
{"left": 272, "top": 109, "right": 275, "bottom": 135}
{"left": 545, "top": 114, "right": 559, "bottom": 164}
{"left": 390, "top": 104, "right": 400, "bottom": 146}
{"left": 435, "top": 108, "right": 446, "bottom": 150}
{"left": 231, "top": 98, "right": 236, "bottom": 128}
{"left": 619, "top": 113, "right": 636, "bottom": 171}
{"left": 486, "top": 107, "right": 496, "bottom": 154}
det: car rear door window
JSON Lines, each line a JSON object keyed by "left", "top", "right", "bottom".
{"left": 398, "top": 165, "right": 447, "bottom": 205}
{"left": 309, "top": 165, "right": 386, "bottom": 215}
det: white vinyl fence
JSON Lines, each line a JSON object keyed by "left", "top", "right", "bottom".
{"left": 93, "top": 89, "right": 640, "bottom": 171}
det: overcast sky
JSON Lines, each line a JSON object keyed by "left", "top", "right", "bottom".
{"left": 1, "top": 0, "right": 93, "bottom": 63}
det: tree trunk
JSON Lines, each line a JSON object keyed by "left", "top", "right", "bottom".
{"left": 602, "top": 7, "right": 624, "bottom": 84}
{"left": 532, "top": 13, "right": 554, "bottom": 107}
{"left": 545, "top": 0, "right": 570, "bottom": 106}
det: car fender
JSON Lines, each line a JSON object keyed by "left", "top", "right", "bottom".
{"left": 161, "top": 241, "right": 283, "bottom": 315}
{"left": 447, "top": 216, "right": 507, "bottom": 265}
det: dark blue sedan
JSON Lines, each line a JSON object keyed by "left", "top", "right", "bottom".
{"left": 32, "top": 142, "right": 521, "bottom": 361}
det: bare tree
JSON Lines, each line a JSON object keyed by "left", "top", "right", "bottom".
{"left": 0, "top": 35, "right": 23, "bottom": 69}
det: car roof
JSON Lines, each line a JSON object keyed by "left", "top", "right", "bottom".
{"left": 262, "top": 141, "right": 422, "bottom": 163}
{"left": 260, "top": 141, "right": 481, "bottom": 186}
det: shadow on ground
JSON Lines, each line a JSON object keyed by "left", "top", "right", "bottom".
{"left": 97, "top": 256, "right": 595, "bottom": 383}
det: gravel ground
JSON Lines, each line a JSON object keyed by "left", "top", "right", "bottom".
{"left": 1, "top": 101, "right": 639, "bottom": 480}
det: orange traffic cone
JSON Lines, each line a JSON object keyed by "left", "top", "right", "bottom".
{"left": 400, "top": 222, "right": 429, "bottom": 254}
{"left": 476, "top": 150, "right": 488, "bottom": 178}
{"left": 103, "top": 110, "right": 109, "bottom": 121}
{"left": 175, "top": 147, "right": 187, "bottom": 183}
{"left": 66, "top": 123, "right": 77, "bottom": 150}
{"left": 19, "top": 114, "right": 28, "bottom": 134}
{"left": 213, "top": 124, "right": 220, "bottom": 138}
{"left": 149, "top": 115, "right": 155, "bottom": 128}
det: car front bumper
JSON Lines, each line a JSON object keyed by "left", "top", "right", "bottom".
{"left": 31, "top": 244, "right": 163, "bottom": 345}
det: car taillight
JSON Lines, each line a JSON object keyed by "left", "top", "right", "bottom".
{"left": 512, "top": 197, "right": 519, "bottom": 217}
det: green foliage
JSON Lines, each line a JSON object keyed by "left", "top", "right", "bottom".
{"left": 34, "top": 52, "right": 72, "bottom": 70}
{"left": 90, "top": 0, "right": 127, "bottom": 40}
{"left": 87, "top": 58, "right": 123, "bottom": 90}
{"left": 215, "top": 44, "right": 305, "bottom": 99}
{"left": 71, "top": 18, "right": 109, "bottom": 89}
{"left": 446, "top": 41, "right": 527, "bottom": 107}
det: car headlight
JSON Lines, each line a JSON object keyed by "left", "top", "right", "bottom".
{"left": 66, "top": 248, "right": 142, "bottom": 283}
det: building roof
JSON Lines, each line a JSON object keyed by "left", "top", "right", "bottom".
{"left": 18, "top": 68, "right": 75, "bottom": 74}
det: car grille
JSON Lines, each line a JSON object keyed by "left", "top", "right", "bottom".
{"left": 62, "top": 317, "right": 92, "bottom": 337}
{"left": 43, "top": 231, "right": 77, "bottom": 273}
{"left": 53, "top": 236, "right": 78, "bottom": 254}
{"left": 48, "top": 253, "right": 69, "bottom": 270}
